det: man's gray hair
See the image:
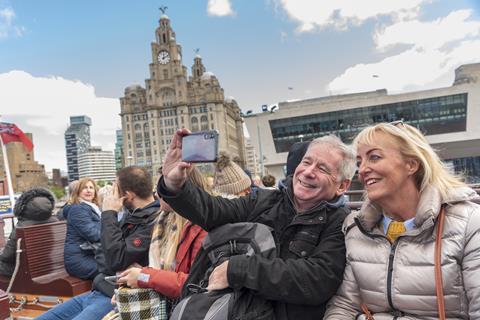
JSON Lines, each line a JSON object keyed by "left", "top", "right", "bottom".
{"left": 308, "top": 135, "right": 356, "bottom": 181}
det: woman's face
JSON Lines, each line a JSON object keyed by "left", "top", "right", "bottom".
{"left": 79, "top": 181, "right": 96, "bottom": 202}
{"left": 356, "top": 133, "right": 418, "bottom": 207}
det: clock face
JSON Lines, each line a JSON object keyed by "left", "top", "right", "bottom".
{"left": 158, "top": 50, "right": 170, "bottom": 64}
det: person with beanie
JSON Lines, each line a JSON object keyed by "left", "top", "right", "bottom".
{"left": 278, "top": 141, "right": 310, "bottom": 190}
{"left": 0, "top": 187, "right": 58, "bottom": 276}
{"left": 214, "top": 151, "right": 252, "bottom": 197}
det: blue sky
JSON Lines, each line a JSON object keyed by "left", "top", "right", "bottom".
{"left": 0, "top": 0, "right": 479, "bottom": 172}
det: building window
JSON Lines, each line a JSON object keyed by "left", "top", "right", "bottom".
{"left": 200, "top": 115, "right": 208, "bottom": 131}
{"left": 269, "top": 93, "right": 468, "bottom": 153}
{"left": 191, "top": 117, "right": 199, "bottom": 132}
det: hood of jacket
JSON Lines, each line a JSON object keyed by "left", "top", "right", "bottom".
{"left": 351, "top": 185, "right": 479, "bottom": 232}
{"left": 14, "top": 187, "right": 55, "bottom": 221}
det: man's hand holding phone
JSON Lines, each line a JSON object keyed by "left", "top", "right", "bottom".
{"left": 102, "top": 182, "right": 124, "bottom": 212}
{"left": 162, "top": 128, "right": 192, "bottom": 193}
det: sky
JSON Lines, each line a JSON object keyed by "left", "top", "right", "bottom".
{"left": 0, "top": 0, "right": 479, "bottom": 172}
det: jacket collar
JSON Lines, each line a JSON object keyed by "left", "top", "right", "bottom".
{"left": 356, "top": 185, "right": 479, "bottom": 232}
{"left": 124, "top": 200, "right": 160, "bottom": 223}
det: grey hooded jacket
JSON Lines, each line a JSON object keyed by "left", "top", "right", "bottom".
{"left": 324, "top": 186, "right": 480, "bottom": 320}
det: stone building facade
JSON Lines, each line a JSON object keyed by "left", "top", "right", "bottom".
{"left": 0, "top": 133, "right": 48, "bottom": 194}
{"left": 120, "top": 14, "right": 245, "bottom": 175}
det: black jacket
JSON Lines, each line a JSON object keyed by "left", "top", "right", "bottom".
{"left": 92, "top": 200, "right": 160, "bottom": 297}
{"left": 0, "top": 188, "right": 57, "bottom": 277}
{"left": 158, "top": 177, "right": 348, "bottom": 320}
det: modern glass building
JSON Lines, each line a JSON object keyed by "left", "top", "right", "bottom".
{"left": 244, "top": 63, "right": 480, "bottom": 184}
{"left": 114, "top": 129, "right": 124, "bottom": 171}
{"left": 64, "top": 115, "right": 92, "bottom": 182}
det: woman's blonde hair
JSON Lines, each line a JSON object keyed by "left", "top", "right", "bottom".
{"left": 150, "top": 166, "right": 212, "bottom": 270}
{"left": 353, "top": 122, "right": 465, "bottom": 199}
{"left": 69, "top": 177, "right": 99, "bottom": 205}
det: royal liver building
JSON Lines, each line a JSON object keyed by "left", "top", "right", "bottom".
{"left": 120, "top": 13, "right": 246, "bottom": 174}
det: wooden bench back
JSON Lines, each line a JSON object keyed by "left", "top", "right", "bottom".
{"left": 0, "top": 220, "right": 91, "bottom": 297}
{"left": 21, "top": 221, "right": 67, "bottom": 278}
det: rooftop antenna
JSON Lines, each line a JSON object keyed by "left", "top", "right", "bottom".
{"left": 159, "top": 5, "right": 168, "bottom": 15}
{"left": 194, "top": 48, "right": 200, "bottom": 55}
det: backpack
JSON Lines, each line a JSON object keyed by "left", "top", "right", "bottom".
{"left": 170, "top": 222, "right": 277, "bottom": 320}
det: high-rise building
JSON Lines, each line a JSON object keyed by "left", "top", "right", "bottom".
{"left": 78, "top": 147, "right": 116, "bottom": 183}
{"left": 114, "top": 129, "right": 124, "bottom": 171}
{"left": 244, "top": 63, "right": 480, "bottom": 183}
{"left": 0, "top": 133, "right": 48, "bottom": 194}
{"left": 245, "top": 138, "right": 260, "bottom": 177}
{"left": 65, "top": 115, "right": 91, "bottom": 182}
{"left": 120, "top": 13, "right": 246, "bottom": 175}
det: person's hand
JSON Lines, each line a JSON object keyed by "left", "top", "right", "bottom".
{"left": 111, "top": 294, "right": 116, "bottom": 305}
{"left": 162, "top": 128, "right": 192, "bottom": 193}
{"left": 207, "top": 260, "right": 229, "bottom": 291}
{"left": 117, "top": 267, "right": 142, "bottom": 288}
{"left": 102, "top": 182, "right": 124, "bottom": 212}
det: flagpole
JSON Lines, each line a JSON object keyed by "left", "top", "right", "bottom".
{"left": 0, "top": 118, "right": 15, "bottom": 210}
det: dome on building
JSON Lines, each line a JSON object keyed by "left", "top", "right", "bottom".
{"left": 201, "top": 71, "right": 215, "bottom": 81}
{"left": 225, "top": 96, "right": 236, "bottom": 103}
{"left": 195, "top": 54, "right": 202, "bottom": 59}
{"left": 160, "top": 14, "right": 169, "bottom": 20}
{"left": 126, "top": 84, "right": 143, "bottom": 91}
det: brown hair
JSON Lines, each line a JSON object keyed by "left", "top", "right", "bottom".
{"left": 69, "top": 178, "right": 99, "bottom": 205}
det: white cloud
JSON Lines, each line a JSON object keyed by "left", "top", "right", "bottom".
{"left": 0, "top": 70, "right": 121, "bottom": 171}
{"left": 326, "top": 39, "right": 480, "bottom": 94}
{"left": 0, "top": 7, "right": 25, "bottom": 39}
{"left": 207, "top": 0, "right": 235, "bottom": 17}
{"left": 376, "top": 10, "right": 480, "bottom": 51}
{"left": 276, "top": 0, "right": 427, "bottom": 32}
{"left": 327, "top": 7, "right": 480, "bottom": 94}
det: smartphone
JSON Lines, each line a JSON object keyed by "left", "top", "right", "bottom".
{"left": 104, "top": 275, "right": 119, "bottom": 283}
{"left": 182, "top": 130, "right": 219, "bottom": 162}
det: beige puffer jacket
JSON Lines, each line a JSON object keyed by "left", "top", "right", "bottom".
{"left": 324, "top": 186, "right": 480, "bottom": 319}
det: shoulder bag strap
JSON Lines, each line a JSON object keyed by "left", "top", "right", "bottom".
{"left": 435, "top": 206, "right": 446, "bottom": 320}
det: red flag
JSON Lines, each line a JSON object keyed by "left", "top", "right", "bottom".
{"left": 0, "top": 122, "right": 34, "bottom": 151}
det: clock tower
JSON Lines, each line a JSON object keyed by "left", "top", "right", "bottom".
{"left": 120, "top": 11, "right": 246, "bottom": 176}
{"left": 146, "top": 14, "right": 188, "bottom": 107}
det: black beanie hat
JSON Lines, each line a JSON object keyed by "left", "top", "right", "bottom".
{"left": 14, "top": 187, "right": 55, "bottom": 221}
{"left": 286, "top": 141, "right": 310, "bottom": 177}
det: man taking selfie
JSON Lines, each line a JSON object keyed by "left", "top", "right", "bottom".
{"left": 158, "top": 129, "right": 356, "bottom": 320}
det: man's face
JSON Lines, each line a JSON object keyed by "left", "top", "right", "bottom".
{"left": 292, "top": 143, "right": 348, "bottom": 212}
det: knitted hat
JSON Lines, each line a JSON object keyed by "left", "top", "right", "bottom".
{"left": 214, "top": 152, "right": 251, "bottom": 196}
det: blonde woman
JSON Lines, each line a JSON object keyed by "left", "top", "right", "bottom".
{"left": 117, "top": 167, "right": 209, "bottom": 299}
{"left": 325, "top": 122, "right": 480, "bottom": 319}
{"left": 63, "top": 177, "right": 102, "bottom": 280}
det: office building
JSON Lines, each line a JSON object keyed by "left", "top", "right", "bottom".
{"left": 114, "top": 129, "right": 124, "bottom": 171}
{"left": 65, "top": 115, "right": 91, "bottom": 182}
{"left": 78, "top": 147, "right": 116, "bottom": 183}
{"left": 244, "top": 63, "right": 480, "bottom": 183}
